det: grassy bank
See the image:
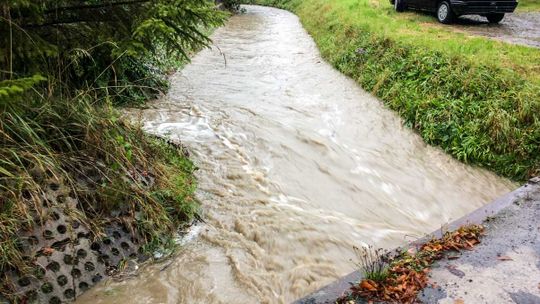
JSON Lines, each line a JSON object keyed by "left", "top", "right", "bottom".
{"left": 245, "top": 0, "right": 540, "bottom": 181}
{"left": 0, "top": 95, "right": 198, "bottom": 271}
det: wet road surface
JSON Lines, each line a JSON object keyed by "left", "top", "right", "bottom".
{"left": 454, "top": 12, "right": 540, "bottom": 48}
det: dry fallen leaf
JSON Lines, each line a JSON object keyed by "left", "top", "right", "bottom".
{"left": 339, "top": 225, "right": 485, "bottom": 304}
{"left": 497, "top": 256, "right": 513, "bottom": 261}
{"left": 360, "top": 280, "right": 378, "bottom": 291}
{"left": 446, "top": 265, "right": 465, "bottom": 278}
{"left": 42, "top": 247, "right": 54, "bottom": 255}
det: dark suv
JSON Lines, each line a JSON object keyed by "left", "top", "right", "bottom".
{"left": 390, "top": 0, "right": 519, "bottom": 24}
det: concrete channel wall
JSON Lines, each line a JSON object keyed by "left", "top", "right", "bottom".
{"left": 293, "top": 177, "right": 540, "bottom": 304}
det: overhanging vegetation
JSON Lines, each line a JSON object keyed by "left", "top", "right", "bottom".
{"left": 0, "top": 1, "right": 232, "bottom": 300}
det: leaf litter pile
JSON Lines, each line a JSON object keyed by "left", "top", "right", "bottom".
{"left": 338, "top": 225, "right": 485, "bottom": 304}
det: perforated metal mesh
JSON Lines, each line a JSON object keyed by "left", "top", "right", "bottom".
{"left": 5, "top": 179, "right": 143, "bottom": 303}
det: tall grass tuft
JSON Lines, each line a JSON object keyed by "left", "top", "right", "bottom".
{"left": 353, "top": 245, "right": 391, "bottom": 282}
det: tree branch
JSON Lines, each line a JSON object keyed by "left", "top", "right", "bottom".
{"left": 44, "top": 0, "right": 150, "bottom": 14}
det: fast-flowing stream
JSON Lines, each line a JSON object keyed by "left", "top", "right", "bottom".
{"left": 77, "top": 6, "right": 515, "bottom": 304}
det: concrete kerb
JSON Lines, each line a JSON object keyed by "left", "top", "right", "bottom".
{"left": 293, "top": 177, "right": 540, "bottom": 304}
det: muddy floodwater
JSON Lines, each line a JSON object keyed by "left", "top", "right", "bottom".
{"left": 76, "top": 6, "right": 515, "bottom": 304}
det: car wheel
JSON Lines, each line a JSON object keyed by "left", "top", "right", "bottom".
{"left": 486, "top": 13, "right": 505, "bottom": 23}
{"left": 437, "top": 1, "right": 455, "bottom": 24}
{"left": 395, "top": 0, "right": 406, "bottom": 12}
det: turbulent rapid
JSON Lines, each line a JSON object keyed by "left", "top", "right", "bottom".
{"left": 76, "top": 6, "right": 515, "bottom": 304}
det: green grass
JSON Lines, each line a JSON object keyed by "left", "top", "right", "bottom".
{"left": 353, "top": 246, "right": 390, "bottom": 283}
{"left": 517, "top": 0, "right": 540, "bottom": 11}
{"left": 245, "top": 0, "right": 540, "bottom": 181}
{"left": 0, "top": 11, "right": 229, "bottom": 297}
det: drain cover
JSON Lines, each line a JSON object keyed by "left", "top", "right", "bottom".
{"left": 4, "top": 180, "right": 143, "bottom": 303}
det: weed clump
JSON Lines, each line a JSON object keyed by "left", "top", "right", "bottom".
{"left": 353, "top": 245, "right": 391, "bottom": 283}
{"left": 341, "top": 225, "right": 485, "bottom": 303}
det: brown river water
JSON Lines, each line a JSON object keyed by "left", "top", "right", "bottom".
{"left": 77, "top": 6, "right": 515, "bottom": 304}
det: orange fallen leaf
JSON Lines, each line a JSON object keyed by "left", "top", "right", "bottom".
{"left": 360, "top": 280, "right": 378, "bottom": 291}
{"left": 42, "top": 247, "right": 54, "bottom": 255}
{"left": 432, "top": 244, "right": 443, "bottom": 251}
{"left": 454, "top": 299, "right": 465, "bottom": 304}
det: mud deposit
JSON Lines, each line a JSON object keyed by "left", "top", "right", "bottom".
{"left": 76, "top": 6, "right": 515, "bottom": 304}
{"left": 455, "top": 12, "right": 540, "bottom": 48}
